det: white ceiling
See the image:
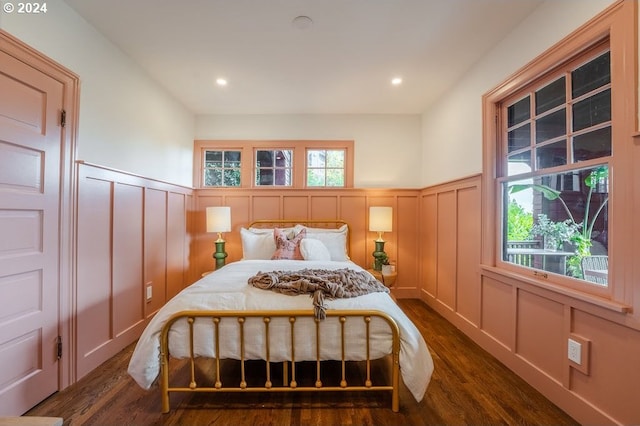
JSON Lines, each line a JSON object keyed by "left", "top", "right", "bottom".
{"left": 63, "top": 0, "right": 542, "bottom": 115}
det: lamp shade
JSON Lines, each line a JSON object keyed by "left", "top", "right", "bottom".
{"left": 206, "top": 206, "right": 231, "bottom": 233}
{"left": 369, "top": 206, "right": 392, "bottom": 232}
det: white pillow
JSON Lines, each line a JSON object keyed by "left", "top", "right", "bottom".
{"left": 240, "top": 228, "right": 276, "bottom": 259}
{"left": 300, "top": 238, "right": 331, "bottom": 261}
{"left": 294, "top": 224, "right": 350, "bottom": 261}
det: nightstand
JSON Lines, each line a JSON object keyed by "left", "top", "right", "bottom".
{"left": 368, "top": 269, "right": 398, "bottom": 288}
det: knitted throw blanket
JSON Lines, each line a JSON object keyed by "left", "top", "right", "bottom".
{"left": 248, "top": 268, "right": 389, "bottom": 320}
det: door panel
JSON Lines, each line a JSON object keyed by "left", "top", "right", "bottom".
{"left": 0, "top": 49, "right": 63, "bottom": 415}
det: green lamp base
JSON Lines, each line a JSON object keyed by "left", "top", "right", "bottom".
{"left": 372, "top": 240, "right": 387, "bottom": 271}
{"left": 213, "top": 240, "right": 228, "bottom": 269}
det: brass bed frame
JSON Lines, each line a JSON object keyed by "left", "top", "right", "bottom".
{"left": 158, "top": 220, "right": 401, "bottom": 412}
{"left": 159, "top": 310, "right": 401, "bottom": 412}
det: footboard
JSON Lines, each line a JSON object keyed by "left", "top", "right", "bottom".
{"left": 159, "top": 309, "right": 401, "bottom": 413}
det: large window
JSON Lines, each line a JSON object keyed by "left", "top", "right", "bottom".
{"left": 482, "top": 0, "right": 638, "bottom": 309}
{"left": 500, "top": 46, "right": 611, "bottom": 287}
{"left": 195, "top": 140, "right": 354, "bottom": 189}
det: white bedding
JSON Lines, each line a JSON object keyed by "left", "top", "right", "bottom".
{"left": 127, "top": 259, "right": 434, "bottom": 402}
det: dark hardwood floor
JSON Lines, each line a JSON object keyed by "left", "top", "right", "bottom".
{"left": 26, "top": 299, "right": 578, "bottom": 425}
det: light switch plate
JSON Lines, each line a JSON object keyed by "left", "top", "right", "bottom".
{"left": 568, "top": 334, "right": 590, "bottom": 375}
{"left": 568, "top": 338, "right": 581, "bottom": 364}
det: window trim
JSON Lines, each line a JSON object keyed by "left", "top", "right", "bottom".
{"left": 481, "top": 0, "right": 636, "bottom": 308}
{"left": 194, "top": 140, "right": 354, "bottom": 189}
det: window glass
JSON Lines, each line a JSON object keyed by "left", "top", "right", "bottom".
{"left": 573, "top": 127, "right": 612, "bottom": 161}
{"left": 535, "top": 77, "right": 565, "bottom": 115}
{"left": 204, "top": 150, "right": 241, "bottom": 187}
{"left": 571, "top": 51, "right": 610, "bottom": 98}
{"left": 306, "top": 149, "right": 345, "bottom": 187}
{"left": 572, "top": 89, "right": 611, "bottom": 132}
{"left": 255, "top": 149, "right": 292, "bottom": 186}
{"left": 503, "top": 165, "right": 609, "bottom": 285}
{"left": 536, "top": 109, "right": 566, "bottom": 143}
{"left": 508, "top": 124, "right": 531, "bottom": 153}
{"left": 508, "top": 96, "right": 530, "bottom": 127}
{"left": 507, "top": 151, "right": 531, "bottom": 177}
{"left": 536, "top": 140, "right": 567, "bottom": 169}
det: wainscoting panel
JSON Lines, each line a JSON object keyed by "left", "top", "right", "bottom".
{"left": 420, "top": 193, "right": 437, "bottom": 297}
{"left": 397, "top": 196, "right": 419, "bottom": 292}
{"left": 480, "top": 275, "right": 514, "bottom": 351}
{"left": 167, "top": 192, "right": 190, "bottom": 299}
{"left": 570, "top": 309, "right": 640, "bottom": 421}
{"left": 283, "top": 196, "right": 309, "bottom": 220}
{"left": 76, "top": 175, "right": 112, "bottom": 377}
{"left": 435, "top": 190, "right": 457, "bottom": 310}
{"left": 75, "top": 162, "right": 193, "bottom": 380}
{"left": 455, "top": 185, "right": 481, "bottom": 326}
{"left": 515, "top": 289, "right": 564, "bottom": 382}
{"left": 112, "top": 183, "right": 144, "bottom": 337}
{"left": 421, "top": 172, "right": 640, "bottom": 424}
{"left": 310, "top": 196, "right": 338, "bottom": 220}
{"left": 251, "top": 196, "right": 280, "bottom": 221}
{"left": 145, "top": 188, "right": 167, "bottom": 317}
{"left": 418, "top": 175, "right": 482, "bottom": 316}
{"left": 337, "top": 195, "right": 366, "bottom": 267}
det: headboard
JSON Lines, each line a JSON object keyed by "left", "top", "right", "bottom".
{"left": 247, "top": 219, "right": 351, "bottom": 257}
{"left": 248, "top": 219, "right": 348, "bottom": 230}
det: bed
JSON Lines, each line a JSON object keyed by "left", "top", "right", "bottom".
{"left": 127, "top": 220, "right": 434, "bottom": 413}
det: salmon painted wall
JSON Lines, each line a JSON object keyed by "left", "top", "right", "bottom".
{"left": 195, "top": 188, "right": 421, "bottom": 299}
{"left": 75, "top": 162, "right": 193, "bottom": 379}
{"left": 420, "top": 175, "right": 640, "bottom": 425}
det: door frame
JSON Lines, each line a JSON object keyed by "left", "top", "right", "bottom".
{"left": 0, "top": 29, "right": 79, "bottom": 389}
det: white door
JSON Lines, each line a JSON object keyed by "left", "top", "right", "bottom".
{"left": 0, "top": 48, "right": 64, "bottom": 415}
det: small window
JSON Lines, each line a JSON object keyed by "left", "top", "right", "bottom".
{"left": 203, "top": 150, "right": 241, "bottom": 187}
{"left": 194, "top": 140, "right": 354, "bottom": 189}
{"left": 306, "top": 149, "right": 345, "bottom": 187}
{"left": 255, "top": 149, "right": 293, "bottom": 186}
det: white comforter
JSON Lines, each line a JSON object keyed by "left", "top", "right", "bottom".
{"left": 127, "top": 260, "right": 434, "bottom": 402}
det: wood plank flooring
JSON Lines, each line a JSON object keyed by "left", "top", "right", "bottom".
{"left": 26, "top": 299, "right": 578, "bottom": 425}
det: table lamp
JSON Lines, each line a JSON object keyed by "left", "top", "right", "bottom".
{"left": 206, "top": 206, "right": 231, "bottom": 269}
{"left": 369, "top": 206, "right": 392, "bottom": 271}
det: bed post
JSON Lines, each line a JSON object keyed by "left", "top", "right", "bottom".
{"left": 160, "top": 322, "right": 171, "bottom": 413}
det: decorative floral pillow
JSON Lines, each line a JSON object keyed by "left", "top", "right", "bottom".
{"left": 271, "top": 228, "right": 306, "bottom": 260}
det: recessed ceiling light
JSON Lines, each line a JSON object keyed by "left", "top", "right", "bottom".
{"left": 216, "top": 78, "right": 228, "bottom": 86}
{"left": 292, "top": 15, "right": 313, "bottom": 30}
{"left": 391, "top": 77, "right": 403, "bottom": 86}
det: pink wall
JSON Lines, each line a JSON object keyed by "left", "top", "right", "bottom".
{"left": 195, "top": 188, "right": 422, "bottom": 299}
{"left": 75, "top": 162, "right": 193, "bottom": 379}
{"left": 419, "top": 174, "right": 640, "bottom": 425}
{"left": 71, "top": 162, "right": 640, "bottom": 424}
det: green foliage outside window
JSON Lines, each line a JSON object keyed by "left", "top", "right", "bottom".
{"left": 307, "top": 149, "right": 345, "bottom": 187}
{"left": 507, "top": 200, "right": 533, "bottom": 241}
